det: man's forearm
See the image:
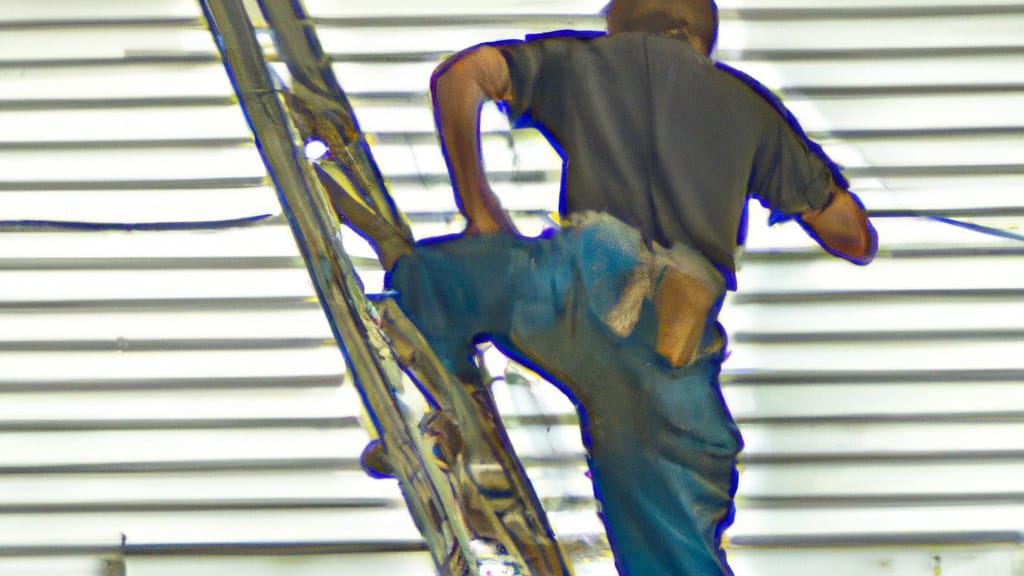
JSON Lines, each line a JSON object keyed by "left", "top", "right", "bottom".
{"left": 431, "top": 45, "right": 515, "bottom": 234}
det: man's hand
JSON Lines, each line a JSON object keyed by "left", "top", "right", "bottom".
{"left": 431, "top": 45, "right": 516, "bottom": 236}
{"left": 800, "top": 185, "right": 878, "bottom": 265}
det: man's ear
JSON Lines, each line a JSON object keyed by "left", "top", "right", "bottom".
{"left": 604, "top": 0, "right": 621, "bottom": 33}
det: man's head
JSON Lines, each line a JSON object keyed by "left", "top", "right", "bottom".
{"left": 604, "top": 0, "right": 719, "bottom": 56}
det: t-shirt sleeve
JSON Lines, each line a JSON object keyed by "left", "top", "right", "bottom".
{"left": 749, "top": 114, "right": 833, "bottom": 225}
{"left": 496, "top": 38, "right": 569, "bottom": 130}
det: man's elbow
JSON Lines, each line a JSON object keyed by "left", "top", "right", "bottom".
{"left": 800, "top": 189, "right": 878, "bottom": 265}
{"left": 842, "top": 220, "right": 878, "bottom": 265}
{"left": 803, "top": 222, "right": 877, "bottom": 265}
{"left": 834, "top": 215, "right": 879, "bottom": 265}
{"left": 856, "top": 220, "right": 879, "bottom": 264}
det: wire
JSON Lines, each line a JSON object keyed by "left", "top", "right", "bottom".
{"left": 0, "top": 213, "right": 278, "bottom": 232}
{"left": 875, "top": 212, "right": 1024, "bottom": 242}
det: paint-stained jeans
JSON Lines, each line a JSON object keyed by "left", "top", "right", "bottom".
{"left": 386, "top": 218, "right": 743, "bottom": 576}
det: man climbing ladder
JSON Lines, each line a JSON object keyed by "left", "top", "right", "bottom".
{"left": 386, "top": 0, "right": 878, "bottom": 573}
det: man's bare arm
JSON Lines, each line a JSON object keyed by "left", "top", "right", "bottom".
{"left": 799, "top": 184, "right": 878, "bottom": 265}
{"left": 431, "top": 45, "right": 516, "bottom": 235}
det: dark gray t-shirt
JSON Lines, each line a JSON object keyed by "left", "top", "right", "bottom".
{"left": 499, "top": 32, "right": 832, "bottom": 289}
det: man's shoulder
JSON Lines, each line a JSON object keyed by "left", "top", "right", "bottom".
{"left": 487, "top": 30, "right": 600, "bottom": 69}
{"left": 524, "top": 29, "right": 606, "bottom": 43}
{"left": 489, "top": 29, "right": 604, "bottom": 52}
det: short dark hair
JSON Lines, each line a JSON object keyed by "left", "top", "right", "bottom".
{"left": 604, "top": 0, "right": 719, "bottom": 55}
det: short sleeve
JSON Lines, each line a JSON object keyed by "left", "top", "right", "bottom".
{"left": 496, "top": 36, "right": 572, "bottom": 130}
{"left": 750, "top": 115, "right": 833, "bottom": 225}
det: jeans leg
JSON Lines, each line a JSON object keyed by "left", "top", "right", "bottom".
{"left": 502, "top": 228, "right": 742, "bottom": 576}
{"left": 386, "top": 233, "right": 529, "bottom": 380}
{"left": 389, "top": 230, "right": 742, "bottom": 575}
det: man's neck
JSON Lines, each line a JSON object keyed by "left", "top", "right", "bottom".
{"left": 609, "top": 27, "right": 707, "bottom": 56}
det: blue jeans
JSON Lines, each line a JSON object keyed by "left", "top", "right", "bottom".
{"left": 387, "top": 222, "right": 743, "bottom": 575}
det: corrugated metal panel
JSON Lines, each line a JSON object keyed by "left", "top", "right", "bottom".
{"left": 1, "top": 0, "right": 1022, "bottom": 574}
{"left": 0, "top": 0, "right": 427, "bottom": 573}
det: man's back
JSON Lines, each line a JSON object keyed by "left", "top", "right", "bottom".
{"left": 500, "top": 31, "right": 833, "bottom": 288}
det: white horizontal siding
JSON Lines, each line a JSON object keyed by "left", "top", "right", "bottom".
{"left": 0, "top": 1, "right": 1021, "bottom": 575}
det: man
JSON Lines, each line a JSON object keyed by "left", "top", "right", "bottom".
{"left": 386, "top": 0, "right": 878, "bottom": 573}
